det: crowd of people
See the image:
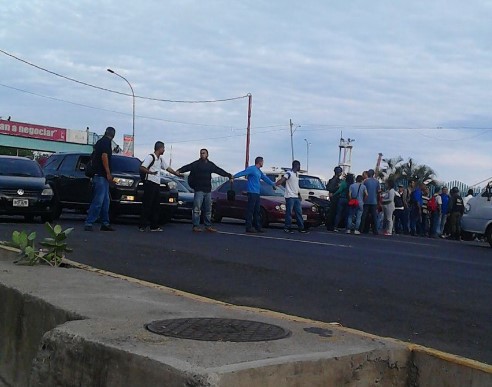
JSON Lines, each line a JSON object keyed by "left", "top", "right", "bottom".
{"left": 83, "top": 127, "right": 468, "bottom": 238}
{"left": 325, "top": 166, "right": 468, "bottom": 240}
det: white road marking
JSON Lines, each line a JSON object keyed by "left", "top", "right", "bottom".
{"left": 217, "top": 230, "right": 351, "bottom": 248}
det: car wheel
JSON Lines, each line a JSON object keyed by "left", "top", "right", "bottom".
{"left": 41, "top": 214, "right": 53, "bottom": 223}
{"left": 109, "top": 208, "right": 119, "bottom": 223}
{"left": 211, "top": 205, "right": 222, "bottom": 223}
{"left": 260, "top": 207, "right": 269, "bottom": 228}
{"left": 24, "top": 214, "right": 34, "bottom": 223}
{"left": 486, "top": 226, "right": 492, "bottom": 248}
{"left": 159, "top": 211, "right": 172, "bottom": 224}
{"left": 50, "top": 194, "right": 62, "bottom": 220}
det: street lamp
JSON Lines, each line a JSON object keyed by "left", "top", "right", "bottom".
{"left": 304, "top": 138, "right": 311, "bottom": 172}
{"left": 107, "top": 68, "right": 135, "bottom": 156}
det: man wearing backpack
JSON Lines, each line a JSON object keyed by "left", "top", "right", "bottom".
{"left": 325, "top": 166, "right": 343, "bottom": 231}
{"left": 84, "top": 126, "right": 116, "bottom": 232}
{"left": 139, "top": 141, "right": 182, "bottom": 232}
{"left": 447, "top": 187, "right": 465, "bottom": 241}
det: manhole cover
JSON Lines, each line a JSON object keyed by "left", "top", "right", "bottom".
{"left": 145, "top": 318, "right": 291, "bottom": 342}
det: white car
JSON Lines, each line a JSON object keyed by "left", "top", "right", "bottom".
{"left": 264, "top": 171, "right": 330, "bottom": 201}
{"left": 461, "top": 182, "right": 492, "bottom": 247}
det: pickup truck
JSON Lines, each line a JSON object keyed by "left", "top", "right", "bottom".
{"left": 461, "top": 182, "right": 492, "bottom": 247}
{"left": 43, "top": 152, "right": 178, "bottom": 223}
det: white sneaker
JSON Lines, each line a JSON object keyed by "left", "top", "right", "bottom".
{"left": 346, "top": 229, "right": 351, "bottom": 234}
{"left": 354, "top": 230, "right": 361, "bottom": 235}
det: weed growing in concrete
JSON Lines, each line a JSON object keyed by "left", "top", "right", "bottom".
{"left": 2, "top": 222, "right": 73, "bottom": 267}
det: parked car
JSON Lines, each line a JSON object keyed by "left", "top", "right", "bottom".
{"left": 461, "top": 182, "right": 492, "bottom": 247}
{"left": 0, "top": 155, "right": 55, "bottom": 222}
{"left": 211, "top": 179, "right": 321, "bottom": 228}
{"left": 264, "top": 171, "right": 330, "bottom": 201}
{"left": 164, "top": 176, "right": 195, "bottom": 220}
{"left": 43, "top": 152, "right": 178, "bottom": 222}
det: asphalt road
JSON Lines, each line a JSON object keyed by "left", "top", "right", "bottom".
{"left": 1, "top": 213, "right": 491, "bottom": 365}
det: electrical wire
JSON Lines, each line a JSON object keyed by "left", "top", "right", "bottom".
{"left": 0, "top": 48, "right": 249, "bottom": 103}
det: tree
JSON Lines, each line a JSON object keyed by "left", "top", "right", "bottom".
{"left": 380, "top": 156, "right": 437, "bottom": 186}
{"left": 0, "top": 146, "right": 34, "bottom": 158}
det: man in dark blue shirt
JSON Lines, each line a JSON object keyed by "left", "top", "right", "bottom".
{"left": 84, "top": 127, "right": 116, "bottom": 231}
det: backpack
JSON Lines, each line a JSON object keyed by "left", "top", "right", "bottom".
{"left": 84, "top": 151, "right": 96, "bottom": 178}
{"left": 452, "top": 196, "right": 464, "bottom": 212}
{"left": 140, "top": 154, "right": 156, "bottom": 182}
{"left": 394, "top": 193, "right": 404, "bottom": 208}
{"left": 427, "top": 195, "right": 438, "bottom": 213}
{"left": 326, "top": 177, "right": 339, "bottom": 193}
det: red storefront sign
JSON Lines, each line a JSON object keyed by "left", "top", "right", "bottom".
{"left": 0, "top": 120, "right": 67, "bottom": 142}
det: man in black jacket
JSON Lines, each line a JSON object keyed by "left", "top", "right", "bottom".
{"left": 177, "top": 149, "right": 233, "bottom": 232}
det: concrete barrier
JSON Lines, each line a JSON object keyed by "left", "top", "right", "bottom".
{"left": 0, "top": 246, "right": 491, "bottom": 386}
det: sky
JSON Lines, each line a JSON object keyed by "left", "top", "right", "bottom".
{"left": 1, "top": 1, "right": 492, "bottom": 186}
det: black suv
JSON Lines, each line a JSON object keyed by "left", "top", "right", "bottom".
{"left": 43, "top": 153, "right": 178, "bottom": 222}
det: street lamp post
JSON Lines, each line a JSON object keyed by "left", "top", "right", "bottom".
{"left": 304, "top": 138, "right": 311, "bottom": 172}
{"left": 107, "top": 68, "right": 135, "bottom": 156}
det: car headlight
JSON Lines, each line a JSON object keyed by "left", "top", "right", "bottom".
{"left": 167, "top": 181, "right": 177, "bottom": 190}
{"left": 41, "top": 187, "right": 53, "bottom": 196}
{"left": 275, "top": 204, "right": 286, "bottom": 211}
{"left": 113, "top": 177, "right": 134, "bottom": 187}
{"left": 320, "top": 195, "right": 328, "bottom": 200}
{"left": 311, "top": 205, "right": 318, "bottom": 213}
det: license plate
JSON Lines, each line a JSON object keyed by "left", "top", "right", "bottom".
{"left": 302, "top": 214, "right": 307, "bottom": 220}
{"left": 13, "top": 199, "right": 29, "bottom": 207}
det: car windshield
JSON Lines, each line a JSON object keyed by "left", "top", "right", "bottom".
{"left": 0, "top": 158, "right": 43, "bottom": 177}
{"left": 260, "top": 182, "right": 285, "bottom": 197}
{"left": 299, "top": 176, "right": 326, "bottom": 190}
{"left": 111, "top": 156, "right": 142, "bottom": 174}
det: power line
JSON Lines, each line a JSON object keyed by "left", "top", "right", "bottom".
{"left": 0, "top": 82, "right": 238, "bottom": 128}
{"left": 0, "top": 48, "right": 249, "bottom": 103}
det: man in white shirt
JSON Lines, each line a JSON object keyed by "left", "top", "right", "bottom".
{"left": 463, "top": 189, "right": 474, "bottom": 206}
{"left": 139, "top": 141, "right": 182, "bottom": 232}
{"left": 275, "top": 160, "right": 308, "bottom": 233}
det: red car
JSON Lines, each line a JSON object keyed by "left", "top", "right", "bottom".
{"left": 211, "top": 179, "right": 321, "bottom": 228}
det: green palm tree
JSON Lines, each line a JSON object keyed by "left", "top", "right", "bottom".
{"left": 379, "top": 156, "right": 437, "bottom": 186}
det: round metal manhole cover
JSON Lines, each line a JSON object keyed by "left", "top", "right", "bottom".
{"left": 145, "top": 318, "right": 291, "bottom": 342}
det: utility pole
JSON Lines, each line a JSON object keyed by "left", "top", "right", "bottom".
{"left": 289, "top": 119, "right": 300, "bottom": 162}
{"left": 304, "top": 138, "right": 311, "bottom": 172}
{"left": 245, "top": 94, "right": 252, "bottom": 168}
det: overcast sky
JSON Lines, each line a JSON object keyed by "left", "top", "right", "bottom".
{"left": 1, "top": 1, "right": 491, "bottom": 186}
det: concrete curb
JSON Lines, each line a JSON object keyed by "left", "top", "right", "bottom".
{"left": 1, "top": 245, "right": 491, "bottom": 386}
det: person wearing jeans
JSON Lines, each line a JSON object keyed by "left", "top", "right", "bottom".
{"left": 234, "top": 156, "right": 276, "bottom": 233}
{"left": 275, "top": 160, "right": 308, "bottom": 233}
{"left": 346, "top": 174, "right": 367, "bottom": 234}
{"left": 85, "top": 126, "right": 116, "bottom": 232}
{"left": 192, "top": 191, "right": 212, "bottom": 229}
{"left": 85, "top": 175, "right": 111, "bottom": 229}
{"left": 177, "top": 148, "right": 232, "bottom": 232}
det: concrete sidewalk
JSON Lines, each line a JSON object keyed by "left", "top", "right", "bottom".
{"left": 0, "top": 246, "right": 491, "bottom": 386}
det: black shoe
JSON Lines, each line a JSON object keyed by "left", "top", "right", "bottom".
{"left": 84, "top": 225, "right": 93, "bottom": 231}
{"left": 246, "top": 228, "right": 257, "bottom": 233}
{"left": 284, "top": 228, "right": 294, "bottom": 234}
{"left": 299, "top": 229, "right": 309, "bottom": 234}
{"left": 100, "top": 224, "right": 115, "bottom": 231}
{"left": 256, "top": 229, "right": 266, "bottom": 233}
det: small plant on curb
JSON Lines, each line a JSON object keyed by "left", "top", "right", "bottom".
{"left": 1, "top": 222, "right": 74, "bottom": 267}
{"left": 39, "top": 223, "right": 74, "bottom": 267}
